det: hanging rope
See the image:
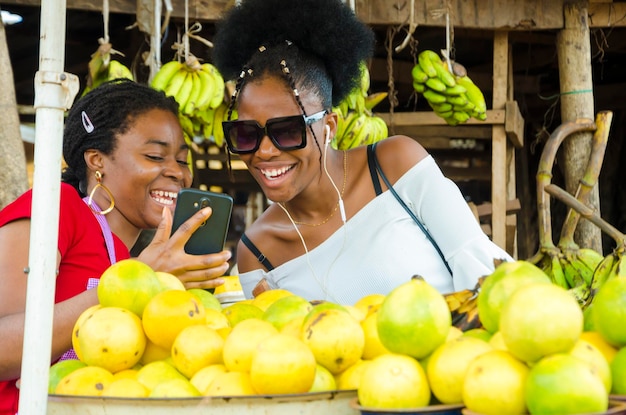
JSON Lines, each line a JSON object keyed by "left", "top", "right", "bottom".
{"left": 394, "top": 0, "right": 416, "bottom": 53}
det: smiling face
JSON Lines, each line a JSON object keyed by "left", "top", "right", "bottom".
{"left": 91, "top": 108, "right": 192, "bottom": 232}
{"left": 235, "top": 75, "right": 329, "bottom": 203}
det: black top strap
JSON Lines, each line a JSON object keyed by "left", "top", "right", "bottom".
{"left": 240, "top": 233, "right": 275, "bottom": 271}
{"left": 369, "top": 142, "right": 453, "bottom": 276}
{"left": 367, "top": 143, "right": 383, "bottom": 195}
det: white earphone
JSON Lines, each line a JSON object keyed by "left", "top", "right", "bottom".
{"left": 324, "top": 124, "right": 331, "bottom": 147}
{"left": 321, "top": 123, "right": 346, "bottom": 224}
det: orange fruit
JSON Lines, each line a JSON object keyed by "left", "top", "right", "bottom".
{"left": 353, "top": 293, "right": 386, "bottom": 317}
{"left": 477, "top": 260, "right": 551, "bottom": 334}
{"left": 222, "top": 318, "right": 278, "bottom": 372}
{"left": 569, "top": 338, "right": 612, "bottom": 393}
{"left": 149, "top": 378, "right": 201, "bottom": 397}
{"left": 142, "top": 290, "right": 206, "bottom": 350}
{"left": 592, "top": 277, "right": 626, "bottom": 348}
{"left": 54, "top": 365, "right": 114, "bottom": 396}
{"left": 188, "top": 288, "right": 222, "bottom": 312}
{"left": 335, "top": 359, "right": 372, "bottom": 390}
{"left": 309, "top": 363, "right": 337, "bottom": 392}
{"left": 102, "top": 378, "right": 149, "bottom": 397}
{"left": 171, "top": 324, "right": 224, "bottom": 378}
{"left": 526, "top": 353, "right": 608, "bottom": 415}
{"left": 500, "top": 283, "right": 583, "bottom": 363}
{"left": 71, "top": 304, "right": 101, "bottom": 361}
{"left": 189, "top": 363, "right": 227, "bottom": 395}
{"left": 262, "top": 294, "right": 312, "bottom": 330}
{"left": 48, "top": 359, "right": 87, "bottom": 394}
{"left": 222, "top": 302, "right": 264, "bottom": 327}
{"left": 154, "top": 271, "right": 185, "bottom": 291}
{"left": 250, "top": 333, "right": 317, "bottom": 394}
{"left": 360, "top": 309, "right": 391, "bottom": 360}
{"left": 580, "top": 331, "right": 618, "bottom": 364}
{"left": 376, "top": 278, "right": 451, "bottom": 360}
{"left": 205, "top": 371, "right": 257, "bottom": 396}
{"left": 135, "top": 360, "right": 187, "bottom": 392}
{"left": 358, "top": 353, "right": 430, "bottom": 409}
{"left": 74, "top": 306, "right": 146, "bottom": 373}
{"left": 251, "top": 288, "right": 293, "bottom": 312}
{"left": 97, "top": 258, "right": 161, "bottom": 317}
{"left": 140, "top": 339, "right": 171, "bottom": 365}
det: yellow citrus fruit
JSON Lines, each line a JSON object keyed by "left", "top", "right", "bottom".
{"left": 250, "top": 288, "right": 294, "bottom": 311}
{"left": 149, "top": 378, "right": 201, "bottom": 397}
{"left": 140, "top": 339, "right": 171, "bottom": 365}
{"left": 102, "top": 378, "right": 149, "bottom": 397}
{"left": 188, "top": 288, "right": 223, "bottom": 312}
{"left": 335, "top": 359, "right": 372, "bottom": 390}
{"left": 75, "top": 306, "right": 146, "bottom": 373}
{"left": 213, "top": 275, "right": 244, "bottom": 295}
{"left": 142, "top": 289, "right": 206, "bottom": 350}
{"left": 462, "top": 328, "right": 493, "bottom": 343}
{"left": 135, "top": 359, "right": 187, "bottom": 392}
{"left": 477, "top": 260, "right": 551, "bottom": 334}
{"left": 526, "top": 353, "right": 608, "bottom": 415}
{"left": 222, "top": 318, "right": 278, "bottom": 372}
{"left": 302, "top": 307, "right": 364, "bottom": 374}
{"left": 48, "top": 359, "right": 87, "bottom": 394}
{"left": 360, "top": 310, "right": 391, "bottom": 360}
{"left": 353, "top": 293, "right": 386, "bottom": 317}
{"left": 221, "top": 302, "right": 264, "bottom": 327}
{"left": 189, "top": 363, "right": 227, "bottom": 395}
{"left": 580, "top": 331, "right": 618, "bottom": 364}
{"left": 205, "top": 371, "right": 257, "bottom": 396}
{"left": 488, "top": 331, "right": 508, "bottom": 351}
{"left": 569, "top": 338, "right": 612, "bottom": 393}
{"left": 427, "top": 336, "right": 493, "bottom": 404}
{"left": 446, "top": 326, "right": 464, "bottom": 341}
{"left": 71, "top": 304, "right": 101, "bottom": 361}
{"left": 54, "top": 365, "right": 114, "bottom": 396}
{"left": 112, "top": 369, "right": 138, "bottom": 380}
{"left": 358, "top": 353, "right": 430, "bottom": 409}
{"left": 154, "top": 271, "right": 186, "bottom": 291}
{"left": 343, "top": 305, "right": 367, "bottom": 322}
{"left": 205, "top": 308, "right": 231, "bottom": 330}
{"left": 250, "top": 333, "right": 317, "bottom": 394}
{"left": 610, "top": 346, "right": 626, "bottom": 395}
{"left": 97, "top": 258, "right": 162, "bottom": 317}
{"left": 462, "top": 350, "right": 529, "bottom": 415}
{"left": 171, "top": 324, "right": 225, "bottom": 379}
{"left": 500, "top": 283, "right": 583, "bottom": 363}
{"left": 280, "top": 315, "right": 305, "bottom": 338}
{"left": 262, "top": 294, "right": 312, "bottom": 330}
{"left": 309, "top": 363, "right": 337, "bottom": 392}
{"left": 592, "top": 277, "right": 626, "bottom": 348}
{"left": 376, "top": 278, "right": 451, "bottom": 360}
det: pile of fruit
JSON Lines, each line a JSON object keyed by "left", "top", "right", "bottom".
{"left": 49, "top": 257, "right": 626, "bottom": 415}
{"left": 411, "top": 50, "right": 487, "bottom": 126}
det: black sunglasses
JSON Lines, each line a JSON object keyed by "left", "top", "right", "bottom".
{"left": 222, "top": 110, "right": 327, "bottom": 154}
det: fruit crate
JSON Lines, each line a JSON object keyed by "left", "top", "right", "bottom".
{"left": 47, "top": 390, "right": 358, "bottom": 415}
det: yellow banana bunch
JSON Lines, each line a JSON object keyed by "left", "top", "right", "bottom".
{"left": 411, "top": 50, "right": 487, "bottom": 125}
{"left": 151, "top": 56, "right": 227, "bottom": 144}
{"left": 332, "top": 61, "right": 389, "bottom": 150}
{"left": 82, "top": 42, "right": 133, "bottom": 96}
{"left": 444, "top": 276, "right": 484, "bottom": 331}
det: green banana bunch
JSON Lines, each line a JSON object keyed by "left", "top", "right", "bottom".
{"left": 151, "top": 56, "right": 227, "bottom": 144}
{"left": 332, "top": 61, "right": 389, "bottom": 150}
{"left": 411, "top": 50, "right": 487, "bottom": 125}
{"left": 82, "top": 42, "right": 133, "bottom": 96}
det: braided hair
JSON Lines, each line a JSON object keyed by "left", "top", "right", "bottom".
{"left": 212, "top": 0, "right": 375, "bottom": 109}
{"left": 61, "top": 79, "right": 179, "bottom": 195}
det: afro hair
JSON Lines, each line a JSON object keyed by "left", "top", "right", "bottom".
{"left": 211, "top": 0, "right": 375, "bottom": 106}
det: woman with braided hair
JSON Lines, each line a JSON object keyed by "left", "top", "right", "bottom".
{"left": 0, "top": 79, "right": 231, "bottom": 413}
{"left": 212, "top": 0, "right": 511, "bottom": 304}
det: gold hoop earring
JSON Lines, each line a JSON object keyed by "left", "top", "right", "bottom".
{"left": 87, "top": 171, "right": 115, "bottom": 215}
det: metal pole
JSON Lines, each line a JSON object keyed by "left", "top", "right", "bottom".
{"left": 17, "top": 0, "right": 79, "bottom": 412}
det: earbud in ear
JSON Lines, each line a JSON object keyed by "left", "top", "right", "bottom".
{"left": 324, "top": 125, "right": 331, "bottom": 146}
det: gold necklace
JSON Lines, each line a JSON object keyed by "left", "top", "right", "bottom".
{"left": 288, "top": 150, "right": 347, "bottom": 227}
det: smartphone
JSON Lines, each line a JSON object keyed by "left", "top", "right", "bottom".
{"left": 171, "top": 188, "right": 233, "bottom": 255}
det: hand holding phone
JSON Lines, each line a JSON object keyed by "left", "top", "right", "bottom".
{"left": 171, "top": 189, "right": 234, "bottom": 255}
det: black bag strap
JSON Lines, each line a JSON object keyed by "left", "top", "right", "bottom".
{"left": 369, "top": 142, "right": 453, "bottom": 276}
{"left": 241, "top": 233, "right": 275, "bottom": 271}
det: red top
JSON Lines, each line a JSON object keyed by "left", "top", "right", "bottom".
{"left": 0, "top": 183, "right": 130, "bottom": 415}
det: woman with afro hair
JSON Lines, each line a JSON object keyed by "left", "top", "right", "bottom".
{"left": 212, "top": 0, "right": 511, "bottom": 304}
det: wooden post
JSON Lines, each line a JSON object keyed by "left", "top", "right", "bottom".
{"left": 557, "top": 1, "right": 602, "bottom": 252}
{"left": 491, "top": 31, "right": 510, "bottom": 251}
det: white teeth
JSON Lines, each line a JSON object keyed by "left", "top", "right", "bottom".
{"left": 261, "top": 165, "right": 292, "bottom": 179}
{"left": 150, "top": 191, "right": 178, "bottom": 205}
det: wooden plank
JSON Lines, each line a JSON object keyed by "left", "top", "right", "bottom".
{"left": 588, "top": 3, "right": 626, "bottom": 27}
{"left": 378, "top": 110, "right": 505, "bottom": 126}
{"left": 491, "top": 31, "right": 509, "bottom": 250}
{"left": 354, "top": 0, "right": 564, "bottom": 29}
{"left": 389, "top": 125, "right": 494, "bottom": 139}
{"left": 505, "top": 100, "right": 524, "bottom": 148}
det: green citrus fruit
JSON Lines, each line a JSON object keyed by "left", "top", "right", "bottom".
{"left": 221, "top": 302, "right": 264, "bottom": 326}
{"left": 462, "top": 350, "right": 529, "bottom": 415}
{"left": 526, "top": 353, "right": 608, "bottom": 415}
{"left": 358, "top": 353, "right": 430, "bottom": 409}
{"left": 309, "top": 363, "right": 337, "bottom": 392}
{"left": 500, "top": 283, "right": 583, "bottom": 363}
{"left": 377, "top": 278, "right": 451, "bottom": 360}
{"left": 426, "top": 336, "right": 493, "bottom": 404}
{"left": 592, "top": 277, "right": 626, "bottom": 348}
{"left": 610, "top": 345, "right": 626, "bottom": 395}
{"left": 262, "top": 294, "right": 313, "bottom": 330}
{"left": 188, "top": 288, "right": 222, "bottom": 312}
{"left": 97, "top": 258, "right": 161, "bottom": 317}
{"left": 48, "top": 359, "right": 87, "bottom": 394}
{"left": 568, "top": 338, "right": 612, "bottom": 393}
{"left": 477, "top": 260, "right": 551, "bottom": 334}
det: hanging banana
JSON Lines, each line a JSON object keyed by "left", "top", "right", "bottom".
{"left": 82, "top": 42, "right": 133, "bottom": 96}
{"left": 411, "top": 50, "right": 487, "bottom": 125}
